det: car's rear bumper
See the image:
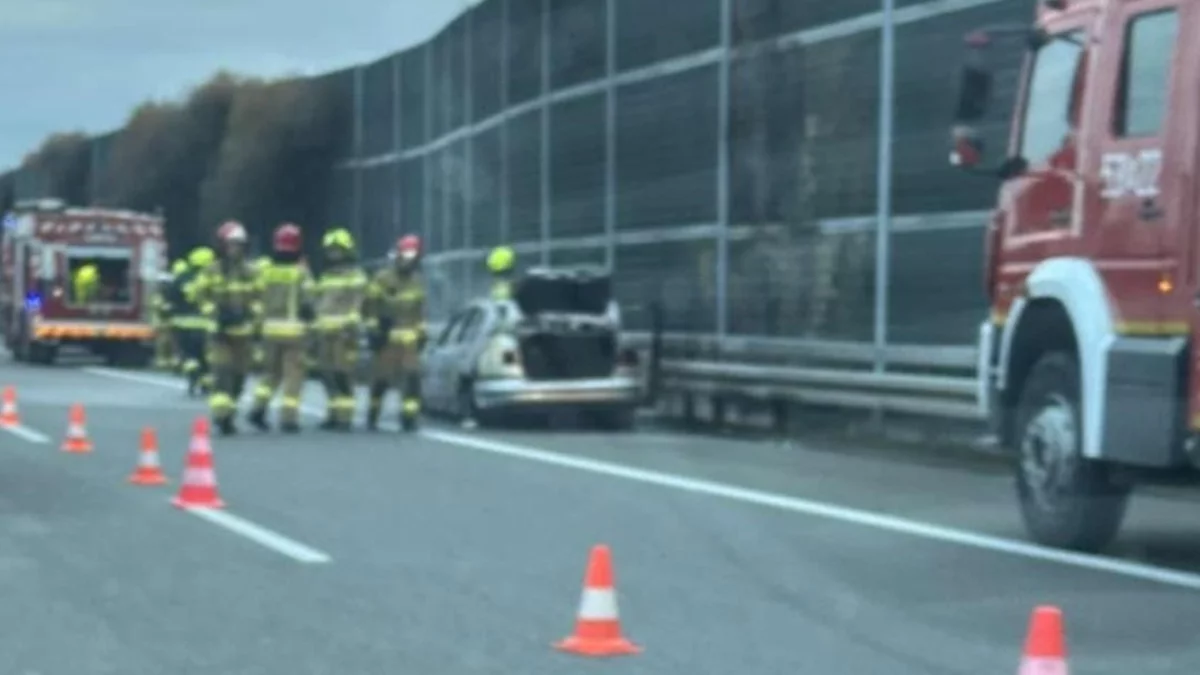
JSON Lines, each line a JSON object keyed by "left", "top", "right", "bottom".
{"left": 474, "top": 376, "right": 641, "bottom": 410}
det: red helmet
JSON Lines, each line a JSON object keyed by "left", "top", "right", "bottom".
{"left": 273, "top": 223, "right": 302, "bottom": 253}
{"left": 396, "top": 235, "right": 421, "bottom": 262}
{"left": 217, "top": 220, "right": 247, "bottom": 243}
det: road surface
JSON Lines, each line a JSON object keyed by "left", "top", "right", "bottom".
{"left": 0, "top": 358, "right": 1197, "bottom": 674}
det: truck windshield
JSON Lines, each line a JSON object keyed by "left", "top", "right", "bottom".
{"left": 66, "top": 247, "right": 133, "bottom": 306}
{"left": 1018, "top": 32, "right": 1085, "bottom": 166}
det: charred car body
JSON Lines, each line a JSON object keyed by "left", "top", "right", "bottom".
{"left": 421, "top": 267, "right": 641, "bottom": 428}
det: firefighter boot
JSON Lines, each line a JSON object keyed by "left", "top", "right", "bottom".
{"left": 280, "top": 420, "right": 301, "bottom": 434}
{"left": 216, "top": 416, "right": 238, "bottom": 437}
{"left": 247, "top": 406, "right": 270, "bottom": 432}
{"left": 366, "top": 382, "right": 387, "bottom": 432}
{"left": 401, "top": 397, "right": 420, "bottom": 432}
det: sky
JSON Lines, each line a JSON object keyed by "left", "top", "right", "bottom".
{"left": 0, "top": 0, "right": 478, "bottom": 169}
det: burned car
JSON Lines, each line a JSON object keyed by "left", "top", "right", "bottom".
{"left": 421, "top": 267, "right": 641, "bottom": 429}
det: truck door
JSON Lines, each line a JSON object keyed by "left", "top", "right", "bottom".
{"left": 1082, "top": 0, "right": 1183, "bottom": 328}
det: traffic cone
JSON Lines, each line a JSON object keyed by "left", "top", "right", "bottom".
{"left": 61, "top": 404, "right": 93, "bottom": 453}
{"left": 0, "top": 386, "right": 18, "bottom": 427}
{"left": 1017, "top": 606, "right": 1068, "bottom": 675}
{"left": 128, "top": 427, "right": 168, "bottom": 486}
{"left": 555, "top": 544, "right": 641, "bottom": 657}
{"left": 172, "top": 417, "right": 225, "bottom": 509}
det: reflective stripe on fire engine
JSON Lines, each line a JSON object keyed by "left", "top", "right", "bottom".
{"left": 32, "top": 321, "right": 155, "bottom": 340}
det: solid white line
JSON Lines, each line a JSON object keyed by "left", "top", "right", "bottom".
{"left": 416, "top": 429, "right": 1200, "bottom": 592}
{"left": 84, "top": 365, "right": 1200, "bottom": 590}
{"left": 0, "top": 422, "right": 51, "bottom": 444}
{"left": 183, "top": 507, "right": 332, "bottom": 564}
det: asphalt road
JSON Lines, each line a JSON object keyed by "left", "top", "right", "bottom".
{"left": 0, "top": 359, "right": 1199, "bottom": 674}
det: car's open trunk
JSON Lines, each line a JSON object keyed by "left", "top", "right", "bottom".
{"left": 513, "top": 268, "right": 618, "bottom": 381}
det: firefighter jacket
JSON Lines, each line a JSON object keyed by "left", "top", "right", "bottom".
{"left": 152, "top": 289, "right": 171, "bottom": 325}
{"left": 170, "top": 268, "right": 211, "bottom": 331}
{"left": 363, "top": 268, "right": 426, "bottom": 347}
{"left": 187, "top": 259, "right": 263, "bottom": 338}
{"left": 491, "top": 277, "right": 513, "bottom": 302}
{"left": 259, "top": 261, "right": 313, "bottom": 341}
{"left": 308, "top": 263, "right": 368, "bottom": 334}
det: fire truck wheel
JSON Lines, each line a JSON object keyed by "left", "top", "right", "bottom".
{"left": 1014, "top": 351, "right": 1130, "bottom": 553}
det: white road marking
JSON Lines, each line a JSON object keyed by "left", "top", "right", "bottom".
{"left": 0, "top": 423, "right": 51, "bottom": 444}
{"left": 83, "top": 365, "right": 1200, "bottom": 591}
{"left": 81, "top": 367, "right": 332, "bottom": 565}
{"left": 183, "top": 506, "right": 332, "bottom": 564}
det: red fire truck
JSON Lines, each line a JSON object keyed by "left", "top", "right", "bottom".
{"left": 1, "top": 198, "right": 167, "bottom": 366}
{"left": 951, "top": 0, "right": 1194, "bottom": 552}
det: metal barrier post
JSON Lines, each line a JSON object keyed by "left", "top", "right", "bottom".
{"left": 873, "top": 0, "right": 895, "bottom": 376}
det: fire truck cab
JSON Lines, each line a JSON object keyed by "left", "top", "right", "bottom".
{"left": 1, "top": 199, "right": 167, "bottom": 367}
{"left": 950, "top": 0, "right": 1200, "bottom": 552}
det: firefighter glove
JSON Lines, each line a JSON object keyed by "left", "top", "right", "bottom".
{"left": 217, "top": 306, "right": 246, "bottom": 332}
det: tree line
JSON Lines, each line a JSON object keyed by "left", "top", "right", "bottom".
{"left": 0, "top": 70, "right": 350, "bottom": 260}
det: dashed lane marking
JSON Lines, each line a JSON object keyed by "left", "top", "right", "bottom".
{"left": 80, "top": 367, "right": 333, "bottom": 565}
{"left": 84, "top": 365, "right": 1200, "bottom": 591}
{"left": 0, "top": 422, "right": 51, "bottom": 444}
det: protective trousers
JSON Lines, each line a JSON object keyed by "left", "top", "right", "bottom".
{"left": 317, "top": 330, "right": 359, "bottom": 428}
{"left": 153, "top": 326, "right": 175, "bottom": 370}
{"left": 208, "top": 335, "right": 253, "bottom": 430}
{"left": 176, "top": 327, "right": 210, "bottom": 395}
{"left": 368, "top": 343, "right": 422, "bottom": 430}
{"left": 250, "top": 339, "right": 307, "bottom": 428}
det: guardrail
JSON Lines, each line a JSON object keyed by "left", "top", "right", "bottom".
{"left": 427, "top": 316, "right": 984, "bottom": 424}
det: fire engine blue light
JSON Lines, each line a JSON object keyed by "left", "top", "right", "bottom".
{"left": 2, "top": 214, "right": 16, "bottom": 232}
{"left": 24, "top": 293, "right": 41, "bottom": 312}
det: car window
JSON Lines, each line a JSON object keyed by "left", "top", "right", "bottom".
{"left": 435, "top": 312, "right": 466, "bottom": 347}
{"left": 453, "top": 308, "right": 482, "bottom": 343}
{"left": 1018, "top": 32, "right": 1085, "bottom": 165}
{"left": 1113, "top": 8, "right": 1178, "bottom": 137}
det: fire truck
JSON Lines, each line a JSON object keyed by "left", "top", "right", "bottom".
{"left": 1, "top": 198, "right": 167, "bottom": 367}
{"left": 950, "top": 0, "right": 1195, "bottom": 552}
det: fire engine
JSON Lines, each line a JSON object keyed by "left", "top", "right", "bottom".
{"left": 1, "top": 198, "right": 167, "bottom": 367}
{"left": 950, "top": 0, "right": 1194, "bottom": 552}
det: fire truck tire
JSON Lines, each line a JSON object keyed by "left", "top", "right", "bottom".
{"left": 1014, "top": 351, "right": 1130, "bottom": 553}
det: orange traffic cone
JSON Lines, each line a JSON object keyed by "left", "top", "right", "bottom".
{"left": 172, "top": 417, "right": 225, "bottom": 509}
{"left": 555, "top": 544, "right": 641, "bottom": 657}
{"left": 128, "top": 427, "right": 168, "bottom": 486}
{"left": 61, "top": 404, "right": 93, "bottom": 453}
{"left": 1017, "top": 606, "right": 1068, "bottom": 675}
{"left": 0, "top": 386, "right": 18, "bottom": 427}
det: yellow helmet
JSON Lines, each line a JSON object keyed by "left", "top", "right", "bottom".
{"left": 171, "top": 259, "right": 189, "bottom": 275}
{"left": 188, "top": 246, "right": 216, "bottom": 268}
{"left": 322, "top": 228, "right": 355, "bottom": 252}
{"left": 487, "top": 246, "right": 515, "bottom": 273}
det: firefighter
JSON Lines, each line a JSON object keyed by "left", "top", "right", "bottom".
{"left": 191, "top": 221, "right": 263, "bottom": 436}
{"left": 363, "top": 235, "right": 427, "bottom": 432}
{"left": 73, "top": 262, "right": 100, "bottom": 304}
{"left": 151, "top": 269, "right": 176, "bottom": 370}
{"left": 309, "top": 227, "right": 368, "bottom": 431}
{"left": 486, "top": 246, "right": 516, "bottom": 301}
{"left": 249, "top": 255, "right": 272, "bottom": 374}
{"left": 247, "top": 224, "right": 312, "bottom": 434}
{"left": 177, "top": 248, "right": 216, "bottom": 396}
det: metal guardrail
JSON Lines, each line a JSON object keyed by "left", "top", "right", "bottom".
{"left": 428, "top": 317, "right": 984, "bottom": 423}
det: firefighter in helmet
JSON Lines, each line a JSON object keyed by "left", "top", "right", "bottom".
{"left": 487, "top": 245, "right": 516, "bottom": 301}
{"left": 363, "top": 234, "right": 427, "bottom": 432}
{"left": 249, "top": 255, "right": 272, "bottom": 374}
{"left": 73, "top": 262, "right": 100, "bottom": 304}
{"left": 308, "top": 227, "right": 368, "bottom": 431}
{"left": 247, "top": 224, "right": 313, "bottom": 433}
{"left": 190, "top": 221, "right": 263, "bottom": 435}
{"left": 151, "top": 264, "right": 181, "bottom": 370}
{"left": 178, "top": 247, "right": 216, "bottom": 396}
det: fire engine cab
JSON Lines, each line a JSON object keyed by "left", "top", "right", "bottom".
{"left": 950, "top": 0, "right": 1197, "bottom": 552}
{"left": 1, "top": 198, "right": 167, "bottom": 367}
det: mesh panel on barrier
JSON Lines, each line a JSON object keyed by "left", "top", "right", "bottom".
{"left": 361, "top": 55, "right": 396, "bottom": 158}
{"left": 549, "top": 93, "right": 605, "bottom": 240}
{"left": 399, "top": 47, "right": 427, "bottom": 150}
{"left": 470, "top": 126, "right": 503, "bottom": 250}
{"left": 616, "top": 0, "right": 720, "bottom": 72}
{"left": 398, "top": 158, "right": 425, "bottom": 244}
{"left": 549, "top": 0, "right": 606, "bottom": 90}
{"left": 471, "top": 0, "right": 505, "bottom": 123}
{"left": 505, "top": 110, "right": 542, "bottom": 244}
{"left": 615, "top": 65, "right": 719, "bottom": 230}
{"left": 615, "top": 239, "right": 717, "bottom": 333}
{"left": 507, "top": 0, "right": 544, "bottom": 106}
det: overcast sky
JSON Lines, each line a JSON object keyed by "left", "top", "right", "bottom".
{"left": 0, "top": 0, "right": 476, "bottom": 169}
